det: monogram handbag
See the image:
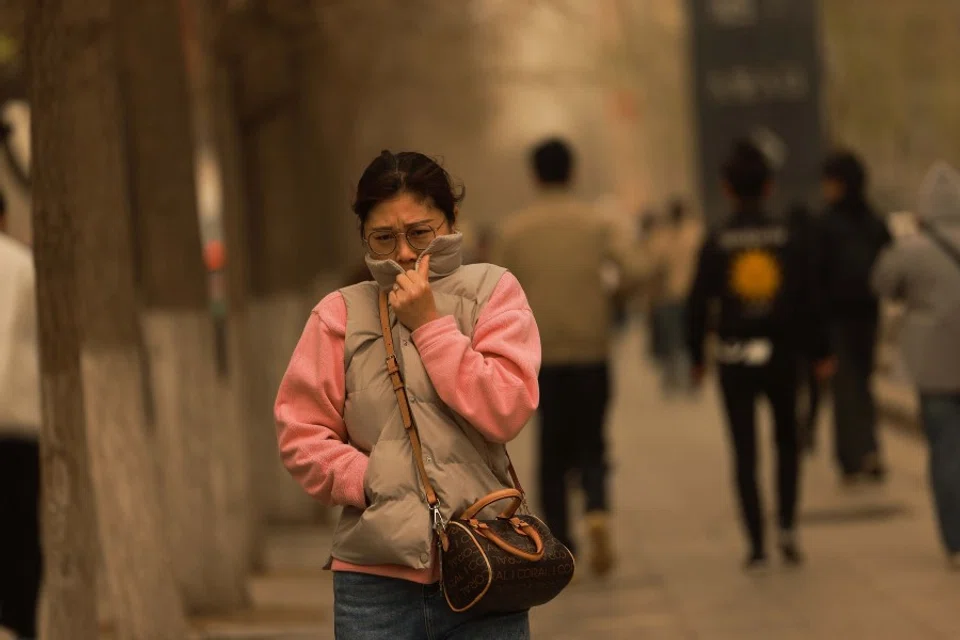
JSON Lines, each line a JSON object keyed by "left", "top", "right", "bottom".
{"left": 378, "top": 292, "right": 576, "bottom": 614}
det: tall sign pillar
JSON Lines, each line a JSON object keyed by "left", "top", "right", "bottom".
{"left": 688, "top": 0, "right": 823, "bottom": 223}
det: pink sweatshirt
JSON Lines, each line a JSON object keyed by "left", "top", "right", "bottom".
{"left": 274, "top": 271, "right": 541, "bottom": 584}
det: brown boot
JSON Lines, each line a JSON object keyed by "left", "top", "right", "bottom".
{"left": 585, "top": 511, "right": 615, "bottom": 577}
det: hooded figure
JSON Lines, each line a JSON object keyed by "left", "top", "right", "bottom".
{"left": 818, "top": 150, "right": 892, "bottom": 483}
{"left": 872, "top": 161, "right": 960, "bottom": 568}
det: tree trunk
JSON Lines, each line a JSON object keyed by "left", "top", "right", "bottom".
{"left": 295, "top": 28, "right": 359, "bottom": 314}
{"left": 28, "top": 1, "right": 188, "bottom": 638}
{"left": 29, "top": 16, "right": 100, "bottom": 635}
{"left": 113, "top": 0, "right": 248, "bottom": 611}
{"left": 233, "top": 25, "right": 326, "bottom": 524}
{"left": 244, "top": 113, "right": 322, "bottom": 524}
{"left": 185, "top": 0, "right": 261, "bottom": 568}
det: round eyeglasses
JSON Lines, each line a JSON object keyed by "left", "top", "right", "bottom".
{"left": 364, "top": 222, "right": 440, "bottom": 257}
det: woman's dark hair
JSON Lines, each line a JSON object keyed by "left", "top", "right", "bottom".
{"left": 531, "top": 138, "right": 574, "bottom": 185}
{"left": 722, "top": 139, "right": 772, "bottom": 201}
{"left": 352, "top": 150, "right": 464, "bottom": 231}
{"left": 822, "top": 150, "right": 867, "bottom": 197}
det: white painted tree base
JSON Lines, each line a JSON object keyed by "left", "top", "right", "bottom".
{"left": 80, "top": 346, "right": 188, "bottom": 638}
{"left": 142, "top": 309, "right": 249, "bottom": 612}
{"left": 246, "top": 292, "right": 327, "bottom": 524}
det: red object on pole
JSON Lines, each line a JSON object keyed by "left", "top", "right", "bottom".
{"left": 203, "top": 239, "right": 226, "bottom": 271}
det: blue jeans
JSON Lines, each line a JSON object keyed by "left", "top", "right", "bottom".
{"left": 920, "top": 393, "right": 960, "bottom": 554}
{"left": 333, "top": 572, "right": 530, "bottom": 640}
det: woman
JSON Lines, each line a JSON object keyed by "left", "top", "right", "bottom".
{"left": 872, "top": 161, "right": 960, "bottom": 569}
{"left": 275, "top": 150, "right": 541, "bottom": 638}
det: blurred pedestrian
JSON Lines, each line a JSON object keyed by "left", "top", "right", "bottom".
{"left": 649, "top": 198, "right": 703, "bottom": 395}
{"left": 596, "top": 196, "right": 636, "bottom": 333}
{"left": 638, "top": 211, "right": 667, "bottom": 362}
{"left": 0, "top": 190, "right": 42, "bottom": 640}
{"left": 276, "top": 151, "right": 540, "bottom": 636}
{"left": 686, "top": 140, "right": 833, "bottom": 570}
{"left": 495, "top": 138, "right": 647, "bottom": 577}
{"left": 788, "top": 202, "right": 824, "bottom": 452}
{"left": 872, "top": 162, "right": 960, "bottom": 570}
{"left": 817, "top": 150, "right": 892, "bottom": 484}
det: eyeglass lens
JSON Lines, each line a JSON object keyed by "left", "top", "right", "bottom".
{"left": 367, "top": 223, "right": 436, "bottom": 256}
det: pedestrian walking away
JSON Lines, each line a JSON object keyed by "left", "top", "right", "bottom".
{"left": 648, "top": 198, "right": 704, "bottom": 396}
{"left": 686, "top": 140, "right": 834, "bottom": 571}
{"left": 817, "top": 151, "right": 892, "bottom": 483}
{"left": 872, "top": 161, "right": 960, "bottom": 569}
{"left": 494, "top": 138, "right": 650, "bottom": 578}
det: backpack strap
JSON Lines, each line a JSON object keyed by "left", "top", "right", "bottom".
{"left": 922, "top": 223, "right": 960, "bottom": 272}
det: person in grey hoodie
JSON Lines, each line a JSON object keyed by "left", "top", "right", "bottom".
{"left": 872, "top": 162, "right": 960, "bottom": 570}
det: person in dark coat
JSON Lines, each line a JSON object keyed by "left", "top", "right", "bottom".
{"left": 817, "top": 151, "right": 892, "bottom": 484}
{"left": 687, "top": 141, "right": 834, "bottom": 569}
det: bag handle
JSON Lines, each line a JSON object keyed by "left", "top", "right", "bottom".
{"left": 377, "top": 291, "right": 526, "bottom": 512}
{"left": 459, "top": 488, "right": 523, "bottom": 521}
{"left": 472, "top": 520, "right": 545, "bottom": 561}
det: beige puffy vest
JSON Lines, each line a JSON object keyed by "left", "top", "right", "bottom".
{"left": 331, "top": 234, "right": 515, "bottom": 569}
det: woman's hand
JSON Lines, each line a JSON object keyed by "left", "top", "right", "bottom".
{"left": 390, "top": 254, "right": 439, "bottom": 330}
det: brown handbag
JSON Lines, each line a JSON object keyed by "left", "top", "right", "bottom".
{"left": 378, "top": 292, "right": 576, "bottom": 614}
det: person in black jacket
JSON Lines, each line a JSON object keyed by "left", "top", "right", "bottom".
{"left": 817, "top": 151, "right": 892, "bottom": 484}
{"left": 686, "top": 140, "right": 834, "bottom": 570}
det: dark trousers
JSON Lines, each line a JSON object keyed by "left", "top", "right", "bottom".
{"left": 0, "top": 437, "right": 42, "bottom": 638}
{"left": 797, "top": 356, "right": 822, "bottom": 449}
{"left": 538, "top": 363, "right": 610, "bottom": 554}
{"left": 648, "top": 308, "right": 667, "bottom": 362}
{"left": 831, "top": 319, "right": 880, "bottom": 474}
{"left": 719, "top": 361, "right": 800, "bottom": 554}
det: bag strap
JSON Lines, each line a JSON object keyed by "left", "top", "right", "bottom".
{"left": 376, "top": 291, "right": 526, "bottom": 509}
{"left": 378, "top": 291, "right": 440, "bottom": 508}
{"left": 923, "top": 223, "right": 960, "bottom": 272}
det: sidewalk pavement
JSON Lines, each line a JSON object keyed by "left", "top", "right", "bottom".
{"left": 3, "top": 322, "right": 955, "bottom": 639}
{"left": 225, "top": 322, "right": 958, "bottom": 639}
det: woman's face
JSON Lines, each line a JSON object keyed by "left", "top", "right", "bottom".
{"left": 363, "top": 192, "right": 453, "bottom": 271}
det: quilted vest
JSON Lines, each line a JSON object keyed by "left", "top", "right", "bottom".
{"left": 331, "top": 233, "right": 515, "bottom": 569}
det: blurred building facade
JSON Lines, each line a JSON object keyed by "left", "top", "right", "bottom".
{"left": 0, "top": 0, "right": 956, "bottom": 263}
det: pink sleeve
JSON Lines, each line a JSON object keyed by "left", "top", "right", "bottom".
{"left": 274, "top": 292, "right": 368, "bottom": 509}
{"left": 412, "top": 272, "right": 541, "bottom": 444}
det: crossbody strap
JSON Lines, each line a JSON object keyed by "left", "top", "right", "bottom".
{"left": 378, "top": 291, "right": 440, "bottom": 508}
{"left": 376, "top": 291, "right": 525, "bottom": 511}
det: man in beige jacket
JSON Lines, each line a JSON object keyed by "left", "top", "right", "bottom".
{"left": 494, "top": 138, "right": 645, "bottom": 577}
